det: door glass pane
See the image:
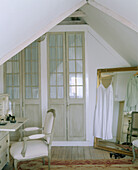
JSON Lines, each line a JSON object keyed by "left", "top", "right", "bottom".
{"left": 69, "top": 60, "right": 75, "bottom": 73}
{"left": 50, "top": 87, "right": 56, "bottom": 98}
{"left": 49, "top": 35, "right": 56, "bottom": 46}
{"left": 76, "top": 34, "right": 82, "bottom": 46}
{"left": 57, "top": 47, "right": 63, "bottom": 60}
{"left": 32, "top": 42, "right": 38, "bottom": 47}
{"left": 68, "top": 34, "right": 75, "bottom": 46}
{"left": 32, "top": 74, "right": 38, "bottom": 86}
{"left": 32, "top": 87, "right": 39, "bottom": 98}
{"left": 26, "top": 87, "right": 32, "bottom": 98}
{"left": 14, "top": 75, "right": 19, "bottom": 86}
{"left": 57, "top": 60, "right": 63, "bottom": 72}
{"left": 69, "top": 48, "right": 75, "bottom": 59}
{"left": 57, "top": 35, "right": 63, "bottom": 46}
{"left": 7, "top": 87, "right": 12, "bottom": 99}
{"left": 6, "top": 75, "right": 12, "bottom": 86}
{"left": 32, "top": 48, "right": 38, "bottom": 60}
{"left": 69, "top": 86, "right": 76, "bottom": 98}
{"left": 76, "top": 47, "right": 82, "bottom": 59}
{"left": 25, "top": 75, "right": 31, "bottom": 86}
{"left": 6, "top": 62, "right": 12, "bottom": 73}
{"left": 25, "top": 62, "right": 31, "bottom": 73}
{"left": 50, "top": 60, "right": 56, "bottom": 73}
{"left": 76, "top": 73, "right": 83, "bottom": 85}
{"left": 76, "top": 60, "right": 83, "bottom": 72}
{"left": 57, "top": 74, "right": 63, "bottom": 85}
{"left": 13, "top": 87, "right": 19, "bottom": 99}
{"left": 57, "top": 87, "right": 63, "bottom": 98}
{"left": 50, "top": 74, "right": 56, "bottom": 85}
{"left": 25, "top": 48, "right": 31, "bottom": 60}
{"left": 32, "top": 61, "right": 38, "bottom": 73}
{"left": 69, "top": 74, "right": 75, "bottom": 85}
{"left": 13, "top": 62, "right": 19, "bottom": 73}
{"left": 77, "top": 86, "right": 83, "bottom": 98}
{"left": 50, "top": 47, "right": 56, "bottom": 60}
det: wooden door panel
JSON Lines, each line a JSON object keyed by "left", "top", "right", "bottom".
{"left": 68, "top": 104, "right": 85, "bottom": 141}
{"left": 51, "top": 104, "right": 66, "bottom": 141}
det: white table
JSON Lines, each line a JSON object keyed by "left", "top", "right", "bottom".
{"left": 0, "top": 117, "right": 28, "bottom": 169}
{"left": 0, "top": 117, "right": 28, "bottom": 132}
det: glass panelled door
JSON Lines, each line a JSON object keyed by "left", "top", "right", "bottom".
{"left": 4, "top": 41, "right": 41, "bottom": 140}
{"left": 48, "top": 32, "right": 85, "bottom": 141}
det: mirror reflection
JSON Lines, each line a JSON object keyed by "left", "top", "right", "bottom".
{"left": 95, "top": 69, "right": 138, "bottom": 154}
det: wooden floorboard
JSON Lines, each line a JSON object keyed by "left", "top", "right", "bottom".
{"left": 51, "top": 146, "right": 111, "bottom": 160}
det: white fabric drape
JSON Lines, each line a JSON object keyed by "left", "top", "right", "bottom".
{"left": 94, "top": 83, "right": 113, "bottom": 140}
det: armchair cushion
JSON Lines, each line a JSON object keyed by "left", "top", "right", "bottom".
{"left": 10, "top": 140, "right": 48, "bottom": 160}
{"left": 29, "top": 134, "right": 45, "bottom": 140}
{"left": 23, "top": 127, "right": 41, "bottom": 131}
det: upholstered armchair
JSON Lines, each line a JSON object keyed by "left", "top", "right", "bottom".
{"left": 10, "top": 109, "right": 56, "bottom": 170}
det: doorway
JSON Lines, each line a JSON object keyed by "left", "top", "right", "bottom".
{"left": 47, "top": 32, "right": 85, "bottom": 141}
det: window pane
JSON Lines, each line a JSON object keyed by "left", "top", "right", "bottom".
{"left": 50, "top": 61, "right": 56, "bottom": 73}
{"left": 50, "top": 47, "right": 56, "bottom": 60}
{"left": 32, "top": 74, "right": 38, "bottom": 86}
{"left": 32, "top": 87, "right": 39, "bottom": 98}
{"left": 57, "top": 74, "right": 63, "bottom": 85}
{"left": 49, "top": 35, "right": 56, "bottom": 46}
{"left": 50, "top": 87, "right": 56, "bottom": 99}
{"left": 32, "top": 48, "right": 38, "bottom": 60}
{"left": 57, "top": 35, "right": 63, "bottom": 46}
{"left": 13, "top": 87, "right": 19, "bottom": 99}
{"left": 68, "top": 34, "right": 75, "bottom": 46}
{"left": 76, "top": 73, "right": 83, "bottom": 85}
{"left": 57, "top": 60, "right": 63, "bottom": 72}
{"left": 69, "top": 86, "right": 76, "bottom": 98}
{"left": 25, "top": 74, "right": 31, "bottom": 86}
{"left": 76, "top": 60, "right": 83, "bottom": 72}
{"left": 69, "top": 74, "right": 75, "bottom": 85}
{"left": 14, "top": 75, "right": 19, "bottom": 86}
{"left": 25, "top": 61, "right": 31, "bottom": 73}
{"left": 7, "top": 87, "right": 12, "bottom": 99}
{"left": 57, "top": 47, "right": 63, "bottom": 60}
{"left": 25, "top": 48, "right": 31, "bottom": 60}
{"left": 77, "top": 86, "right": 83, "bottom": 98}
{"left": 69, "top": 60, "right": 75, "bottom": 72}
{"left": 6, "top": 75, "right": 12, "bottom": 86}
{"left": 50, "top": 74, "right": 56, "bottom": 85}
{"left": 26, "top": 87, "right": 32, "bottom": 98}
{"left": 69, "top": 48, "right": 75, "bottom": 59}
{"left": 6, "top": 62, "right": 12, "bottom": 73}
{"left": 13, "top": 62, "right": 19, "bottom": 73}
{"left": 32, "top": 42, "right": 38, "bottom": 47}
{"left": 76, "top": 47, "right": 82, "bottom": 59}
{"left": 32, "top": 61, "right": 38, "bottom": 73}
{"left": 76, "top": 34, "right": 82, "bottom": 46}
{"left": 57, "top": 87, "right": 63, "bottom": 98}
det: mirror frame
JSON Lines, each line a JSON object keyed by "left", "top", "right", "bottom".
{"left": 94, "top": 66, "right": 138, "bottom": 156}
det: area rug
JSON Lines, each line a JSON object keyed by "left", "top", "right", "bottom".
{"left": 17, "top": 159, "right": 138, "bottom": 170}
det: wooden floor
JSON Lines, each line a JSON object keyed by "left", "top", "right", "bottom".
{"left": 51, "top": 146, "right": 111, "bottom": 160}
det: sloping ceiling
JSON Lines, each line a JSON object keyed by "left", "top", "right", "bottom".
{"left": 0, "top": 0, "right": 86, "bottom": 65}
{"left": 81, "top": 1, "right": 138, "bottom": 66}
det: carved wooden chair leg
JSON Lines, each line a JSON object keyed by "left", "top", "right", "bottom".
{"left": 14, "top": 159, "right": 18, "bottom": 170}
{"left": 42, "top": 158, "right": 45, "bottom": 165}
{"left": 132, "top": 145, "right": 136, "bottom": 163}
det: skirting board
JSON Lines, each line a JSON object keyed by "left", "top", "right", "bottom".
{"left": 52, "top": 141, "right": 93, "bottom": 146}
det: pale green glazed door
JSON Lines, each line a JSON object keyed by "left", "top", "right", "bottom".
{"left": 48, "top": 32, "right": 85, "bottom": 141}
{"left": 4, "top": 41, "right": 41, "bottom": 140}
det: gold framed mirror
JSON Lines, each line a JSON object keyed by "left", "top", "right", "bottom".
{"left": 94, "top": 66, "right": 138, "bottom": 156}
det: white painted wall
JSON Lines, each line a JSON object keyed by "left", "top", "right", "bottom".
{"left": 95, "top": 0, "right": 138, "bottom": 27}
{"left": 0, "top": 0, "right": 86, "bottom": 65}
{"left": 40, "top": 24, "right": 130, "bottom": 146}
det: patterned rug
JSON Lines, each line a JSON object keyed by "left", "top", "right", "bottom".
{"left": 17, "top": 159, "right": 138, "bottom": 170}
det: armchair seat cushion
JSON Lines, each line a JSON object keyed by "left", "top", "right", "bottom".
{"left": 10, "top": 140, "right": 48, "bottom": 161}
{"left": 132, "top": 139, "right": 138, "bottom": 147}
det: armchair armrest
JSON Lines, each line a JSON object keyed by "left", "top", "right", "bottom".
{"left": 28, "top": 134, "right": 45, "bottom": 140}
{"left": 23, "top": 127, "right": 43, "bottom": 132}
